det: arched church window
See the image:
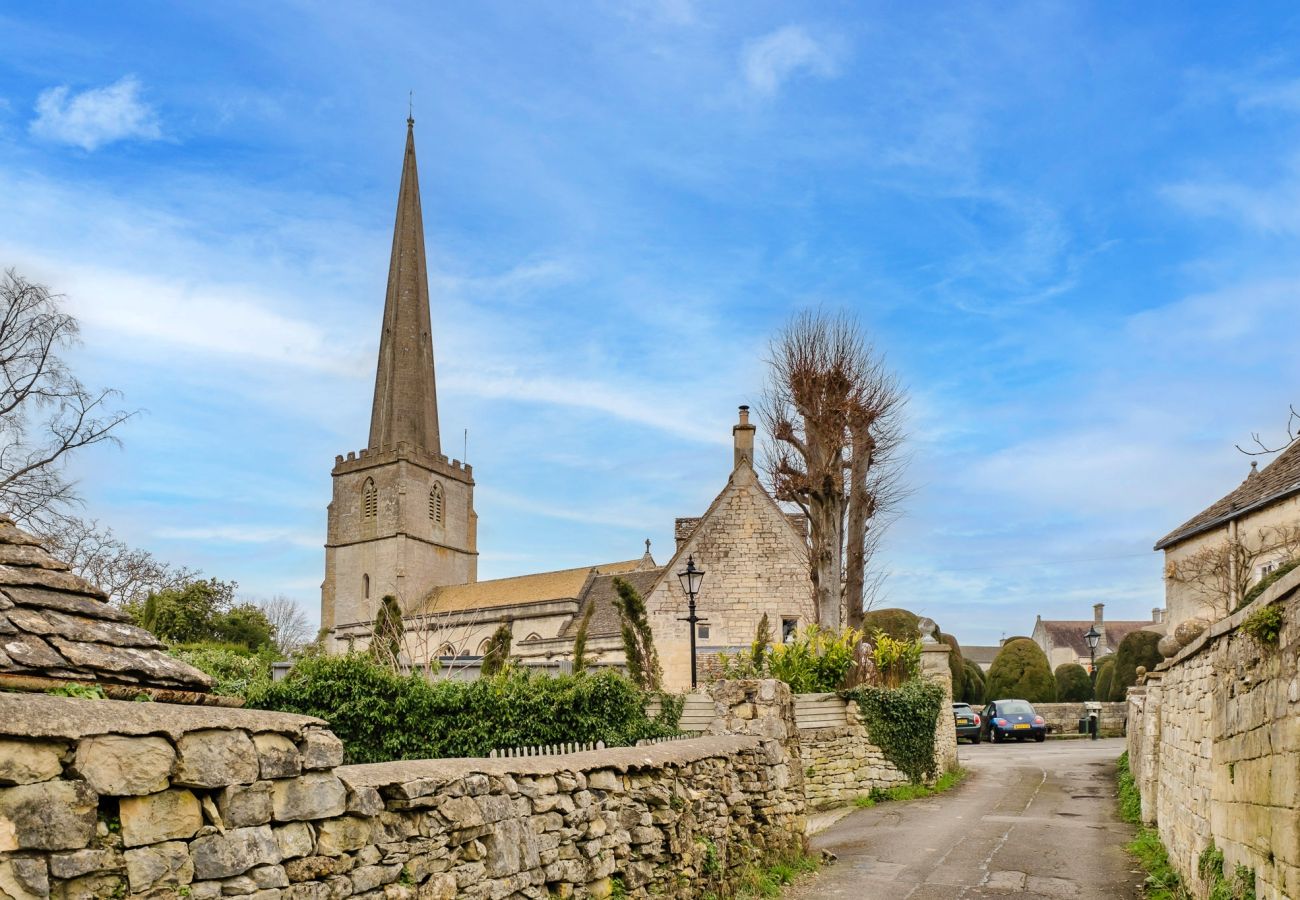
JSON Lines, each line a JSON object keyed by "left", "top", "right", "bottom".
{"left": 363, "top": 574, "right": 370, "bottom": 599}
{"left": 362, "top": 478, "right": 377, "bottom": 520}
{"left": 436, "top": 643, "right": 456, "bottom": 658}
{"left": 429, "top": 482, "right": 444, "bottom": 523}
{"left": 477, "top": 638, "right": 493, "bottom": 655}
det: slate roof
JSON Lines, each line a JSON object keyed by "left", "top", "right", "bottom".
{"left": 1155, "top": 440, "right": 1300, "bottom": 550}
{"left": 1039, "top": 620, "right": 1156, "bottom": 658}
{"left": 0, "top": 517, "right": 212, "bottom": 692}
{"left": 559, "top": 568, "right": 666, "bottom": 639}
{"left": 420, "top": 559, "right": 646, "bottom": 614}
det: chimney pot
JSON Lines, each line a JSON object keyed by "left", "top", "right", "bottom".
{"left": 733, "top": 404, "right": 756, "bottom": 469}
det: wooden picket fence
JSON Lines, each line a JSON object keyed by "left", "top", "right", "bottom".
{"left": 489, "top": 741, "right": 605, "bottom": 759}
{"left": 635, "top": 734, "right": 696, "bottom": 747}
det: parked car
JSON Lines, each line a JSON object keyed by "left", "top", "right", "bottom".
{"left": 952, "top": 703, "right": 981, "bottom": 743}
{"left": 981, "top": 699, "right": 1047, "bottom": 743}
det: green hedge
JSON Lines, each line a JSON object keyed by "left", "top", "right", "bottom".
{"left": 986, "top": 638, "right": 1056, "bottom": 703}
{"left": 247, "top": 655, "right": 678, "bottom": 764}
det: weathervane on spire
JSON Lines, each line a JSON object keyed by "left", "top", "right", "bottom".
{"left": 407, "top": 90, "right": 414, "bottom": 126}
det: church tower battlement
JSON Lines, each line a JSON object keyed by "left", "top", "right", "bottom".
{"left": 321, "top": 118, "right": 478, "bottom": 643}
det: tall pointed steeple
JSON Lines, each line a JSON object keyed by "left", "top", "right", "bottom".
{"left": 368, "top": 117, "right": 440, "bottom": 454}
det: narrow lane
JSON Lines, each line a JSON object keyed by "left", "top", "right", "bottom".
{"left": 789, "top": 738, "right": 1143, "bottom": 899}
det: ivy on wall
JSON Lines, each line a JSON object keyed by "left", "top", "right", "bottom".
{"left": 845, "top": 679, "right": 946, "bottom": 784}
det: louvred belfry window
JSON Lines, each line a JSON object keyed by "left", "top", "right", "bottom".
{"left": 430, "top": 482, "right": 444, "bottom": 523}
{"left": 362, "top": 478, "right": 377, "bottom": 520}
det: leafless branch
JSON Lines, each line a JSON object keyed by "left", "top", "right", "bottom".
{"left": 1236, "top": 405, "right": 1300, "bottom": 456}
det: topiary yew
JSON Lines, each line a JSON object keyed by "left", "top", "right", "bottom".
{"left": 1094, "top": 656, "right": 1116, "bottom": 703}
{"left": 1054, "top": 662, "right": 1093, "bottom": 702}
{"left": 985, "top": 638, "right": 1056, "bottom": 703}
{"left": 1108, "top": 630, "right": 1162, "bottom": 701}
{"left": 860, "top": 608, "right": 921, "bottom": 640}
{"left": 961, "top": 659, "right": 986, "bottom": 705}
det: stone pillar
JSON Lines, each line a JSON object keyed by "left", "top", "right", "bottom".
{"left": 1130, "top": 673, "right": 1162, "bottom": 825}
{"left": 921, "top": 643, "right": 958, "bottom": 775}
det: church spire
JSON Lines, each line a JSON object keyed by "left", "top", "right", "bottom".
{"left": 368, "top": 117, "right": 440, "bottom": 454}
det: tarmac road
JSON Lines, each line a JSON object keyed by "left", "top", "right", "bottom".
{"left": 787, "top": 737, "right": 1145, "bottom": 899}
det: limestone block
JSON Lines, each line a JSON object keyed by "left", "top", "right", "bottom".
{"left": 251, "top": 864, "right": 290, "bottom": 888}
{"left": 282, "top": 855, "right": 340, "bottom": 881}
{"left": 175, "top": 729, "right": 260, "bottom": 787}
{"left": 0, "top": 779, "right": 96, "bottom": 850}
{"left": 271, "top": 772, "right": 347, "bottom": 822}
{"left": 190, "top": 825, "right": 280, "bottom": 880}
{"left": 300, "top": 730, "right": 344, "bottom": 770}
{"left": 120, "top": 788, "right": 202, "bottom": 847}
{"left": 75, "top": 734, "right": 174, "bottom": 795}
{"left": 274, "top": 821, "right": 316, "bottom": 860}
{"left": 315, "top": 816, "right": 374, "bottom": 855}
{"left": 48, "top": 847, "right": 124, "bottom": 879}
{"left": 0, "top": 858, "right": 48, "bottom": 900}
{"left": 421, "top": 872, "right": 458, "bottom": 900}
{"left": 587, "top": 770, "right": 619, "bottom": 791}
{"left": 350, "top": 862, "right": 402, "bottom": 893}
{"left": 346, "top": 785, "right": 384, "bottom": 816}
{"left": 124, "top": 840, "right": 193, "bottom": 891}
{"left": 47, "top": 871, "right": 125, "bottom": 899}
{"left": 0, "top": 738, "right": 64, "bottom": 784}
{"left": 254, "top": 733, "right": 303, "bottom": 780}
{"left": 220, "top": 780, "right": 275, "bottom": 827}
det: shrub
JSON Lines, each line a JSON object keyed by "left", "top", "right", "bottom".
{"left": 248, "top": 654, "right": 675, "bottom": 763}
{"left": 985, "top": 638, "right": 1056, "bottom": 703}
{"left": 613, "top": 577, "right": 661, "bottom": 691}
{"left": 1108, "top": 631, "right": 1162, "bottom": 701}
{"left": 1242, "top": 604, "right": 1283, "bottom": 646}
{"left": 846, "top": 678, "right": 947, "bottom": 784}
{"left": 1094, "top": 656, "right": 1116, "bottom": 704}
{"left": 1054, "top": 663, "right": 1093, "bottom": 702}
{"left": 960, "top": 659, "right": 986, "bottom": 705}
{"left": 1239, "top": 557, "right": 1300, "bottom": 610}
{"left": 768, "top": 626, "right": 862, "bottom": 692}
{"left": 171, "top": 643, "right": 275, "bottom": 698}
{"left": 936, "top": 631, "right": 966, "bottom": 696}
{"left": 870, "top": 630, "right": 921, "bottom": 688}
{"left": 859, "top": 608, "right": 920, "bottom": 640}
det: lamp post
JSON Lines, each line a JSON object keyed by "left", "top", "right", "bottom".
{"left": 676, "top": 555, "right": 707, "bottom": 690}
{"left": 1084, "top": 625, "right": 1101, "bottom": 678}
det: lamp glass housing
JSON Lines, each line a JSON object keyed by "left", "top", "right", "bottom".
{"left": 677, "top": 555, "right": 705, "bottom": 598}
{"left": 1084, "top": 625, "right": 1102, "bottom": 651}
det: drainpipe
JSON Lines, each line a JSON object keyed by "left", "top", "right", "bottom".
{"left": 1228, "top": 518, "right": 1240, "bottom": 610}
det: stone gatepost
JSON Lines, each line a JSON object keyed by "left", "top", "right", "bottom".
{"left": 921, "top": 642, "right": 959, "bottom": 774}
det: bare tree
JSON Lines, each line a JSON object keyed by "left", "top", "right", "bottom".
{"left": 0, "top": 271, "right": 135, "bottom": 530}
{"left": 761, "top": 310, "right": 906, "bottom": 629}
{"left": 1237, "top": 405, "right": 1299, "bottom": 456}
{"left": 255, "top": 595, "right": 312, "bottom": 654}
{"left": 1165, "top": 524, "right": 1300, "bottom": 618}
{"left": 39, "top": 516, "right": 198, "bottom": 606}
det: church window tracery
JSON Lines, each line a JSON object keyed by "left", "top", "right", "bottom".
{"left": 362, "top": 478, "right": 377, "bottom": 520}
{"left": 429, "top": 482, "right": 444, "bottom": 523}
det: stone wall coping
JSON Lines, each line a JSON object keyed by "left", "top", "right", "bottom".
{"left": 1157, "top": 566, "right": 1300, "bottom": 671}
{"left": 0, "top": 692, "right": 327, "bottom": 740}
{"left": 338, "top": 735, "right": 763, "bottom": 793}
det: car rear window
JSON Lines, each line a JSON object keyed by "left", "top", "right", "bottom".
{"left": 999, "top": 701, "right": 1033, "bottom": 714}
{"left": 953, "top": 704, "right": 972, "bottom": 713}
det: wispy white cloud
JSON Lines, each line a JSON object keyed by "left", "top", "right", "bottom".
{"left": 30, "top": 76, "right": 162, "bottom": 151}
{"left": 741, "top": 26, "right": 840, "bottom": 96}
{"left": 153, "top": 524, "right": 321, "bottom": 550}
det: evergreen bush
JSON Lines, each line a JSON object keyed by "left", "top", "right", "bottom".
{"left": 1094, "top": 656, "right": 1116, "bottom": 704}
{"left": 1054, "top": 663, "right": 1093, "bottom": 702}
{"left": 767, "top": 625, "right": 862, "bottom": 692}
{"left": 960, "top": 659, "right": 986, "bottom": 705}
{"left": 846, "top": 678, "right": 947, "bottom": 784}
{"left": 1238, "top": 557, "right": 1300, "bottom": 610}
{"left": 248, "top": 654, "right": 677, "bottom": 763}
{"left": 859, "top": 608, "right": 921, "bottom": 640}
{"left": 985, "top": 638, "right": 1056, "bottom": 703}
{"left": 171, "top": 643, "right": 275, "bottom": 698}
{"left": 1108, "top": 631, "right": 1162, "bottom": 701}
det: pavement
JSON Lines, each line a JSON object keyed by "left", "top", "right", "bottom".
{"left": 786, "top": 737, "right": 1145, "bottom": 899}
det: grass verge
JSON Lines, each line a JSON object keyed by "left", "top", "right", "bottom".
{"left": 699, "top": 851, "right": 821, "bottom": 899}
{"left": 1116, "top": 751, "right": 1187, "bottom": 899}
{"left": 852, "top": 766, "right": 967, "bottom": 809}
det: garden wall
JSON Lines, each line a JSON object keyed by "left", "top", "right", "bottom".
{"left": 1032, "top": 701, "right": 1127, "bottom": 737}
{"left": 1127, "top": 568, "right": 1300, "bottom": 900}
{"left": 0, "top": 688, "right": 806, "bottom": 900}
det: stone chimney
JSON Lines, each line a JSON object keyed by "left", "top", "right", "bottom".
{"left": 1152, "top": 607, "right": 1163, "bottom": 625}
{"left": 1093, "top": 603, "right": 1104, "bottom": 625}
{"left": 733, "top": 405, "right": 756, "bottom": 469}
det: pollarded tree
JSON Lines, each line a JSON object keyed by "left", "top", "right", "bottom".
{"left": 612, "top": 577, "right": 661, "bottom": 691}
{"left": 1054, "top": 663, "right": 1093, "bottom": 702}
{"left": 985, "top": 638, "right": 1056, "bottom": 704}
{"left": 1107, "top": 631, "right": 1162, "bottom": 701}
{"left": 762, "top": 310, "right": 906, "bottom": 629}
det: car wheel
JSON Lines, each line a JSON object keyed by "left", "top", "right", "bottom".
{"left": 971, "top": 733, "right": 981, "bottom": 744}
{"left": 1034, "top": 732, "right": 1046, "bottom": 743}
{"left": 992, "top": 731, "right": 1002, "bottom": 743}
{"left": 1016, "top": 735, "right": 1025, "bottom": 742}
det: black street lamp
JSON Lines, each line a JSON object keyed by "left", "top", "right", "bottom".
{"left": 676, "top": 555, "right": 707, "bottom": 690}
{"left": 1084, "top": 625, "right": 1101, "bottom": 678}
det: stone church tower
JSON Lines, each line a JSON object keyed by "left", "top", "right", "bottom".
{"left": 320, "top": 118, "right": 477, "bottom": 643}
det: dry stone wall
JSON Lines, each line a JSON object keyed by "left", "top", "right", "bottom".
{"left": 0, "top": 692, "right": 805, "bottom": 900}
{"left": 1032, "top": 702, "right": 1127, "bottom": 737}
{"left": 1127, "top": 568, "right": 1300, "bottom": 900}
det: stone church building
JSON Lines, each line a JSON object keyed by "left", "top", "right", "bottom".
{"left": 321, "top": 120, "right": 814, "bottom": 691}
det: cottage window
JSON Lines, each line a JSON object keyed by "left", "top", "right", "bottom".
{"left": 781, "top": 617, "right": 798, "bottom": 643}
{"left": 363, "top": 574, "right": 370, "bottom": 599}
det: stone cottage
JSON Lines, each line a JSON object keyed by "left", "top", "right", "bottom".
{"left": 1030, "top": 603, "right": 1163, "bottom": 672}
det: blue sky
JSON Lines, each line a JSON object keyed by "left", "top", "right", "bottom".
{"left": 2, "top": 2, "right": 1299, "bottom": 645}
